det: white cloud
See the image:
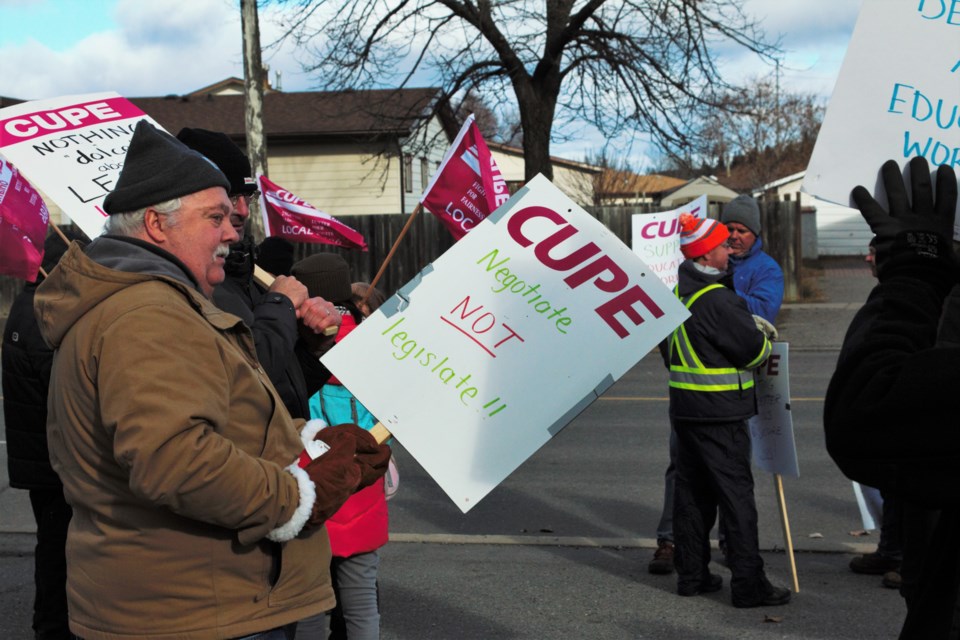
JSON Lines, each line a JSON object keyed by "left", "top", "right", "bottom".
{"left": 0, "top": 0, "right": 314, "bottom": 99}
{"left": 715, "top": 0, "right": 862, "bottom": 96}
{"left": 114, "top": 0, "right": 235, "bottom": 47}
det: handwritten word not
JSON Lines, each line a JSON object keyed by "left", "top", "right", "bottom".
{"left": 445, "top": 297, "right": 525, "bottom": 357}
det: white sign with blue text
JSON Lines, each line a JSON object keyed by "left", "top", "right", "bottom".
{"left": 804, "top": 1, "right": 960, "bottom": 235}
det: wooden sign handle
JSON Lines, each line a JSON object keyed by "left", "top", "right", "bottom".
{"left": 371, "top": 422, "right": 392, "bottom": 444}
{"left": 253, "top": 265, "right": 337, "bottom": 336}
{"left": 775, "top": 473, "right": 800, "bottom": 593}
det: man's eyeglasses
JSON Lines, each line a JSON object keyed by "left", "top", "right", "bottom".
{"left": 229, "top": 190, "right": 261, "bottom": 207}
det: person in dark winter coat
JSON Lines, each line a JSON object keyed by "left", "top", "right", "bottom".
{"left": 2, "top": 227, "right": 86, "bottom": 640}
{"left": 177, "top": 128, "right": 339, "bottom": 418}
{"left": 825, "top": 156, "right": 960, "bottom": 639}
{"left": 665, "top": 213, "right": 788, "bottom": 608}
{"left": 649, "top": 197, "right": 784, "bottom": 575}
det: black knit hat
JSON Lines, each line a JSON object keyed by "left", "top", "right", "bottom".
{"left": 103, "top": 121, "right": 230, "bottom": 214}
{"left": 291, "top": 253, "right": 352, "bottom": 303}
{"left": 176, "top": 127, "right": 257, "bottom": 196}
{"left": 256, "top": 237, "right": 295, "bottom": 276}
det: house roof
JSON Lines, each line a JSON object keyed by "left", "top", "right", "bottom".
{"left": 0, "top": 96, "right": 25, "bottom": 108}
{"left": 129, "top": 87, "right": 443, "bottom": 143}
{"left": 755, "top": 170, "right": 806, "bottom": 193}
{"left": 595, "top": 170, "right": 687, "bottom": 197}
{"left": 186, "top": 77, "right": 247, "bottom": 96}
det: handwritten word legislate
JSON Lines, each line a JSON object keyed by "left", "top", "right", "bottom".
{"left": 380, "top": 315, "right": 506, "bottom": 416}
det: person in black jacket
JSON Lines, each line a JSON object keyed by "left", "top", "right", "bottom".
{"left": 177, "top": 128, "right": 340, "bottom": 417}
{"left": 3, "top": 227, "right": 85, "bottom": 640}
{"left": 825, "top": 156, "right": 960, "bottom": 639}
{"left": 666, "top": 213, "right": 787, "bottom": 608}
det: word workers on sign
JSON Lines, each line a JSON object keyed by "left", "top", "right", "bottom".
{"left": 443, "top": 296, "right": 526, "bottom": 358}
{"left": 507, "top": 206, "right": 665, "bottom": 338}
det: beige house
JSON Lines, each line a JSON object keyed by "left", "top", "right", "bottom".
{"left": 133, "top": 81, "right": 452, "bottom": 217}
{"left": 486, "top": 142, "right": 601, "bottom": 206}
{"left": 659, "top": 175, "right": 740, "bottom": 211}
{"left": 593, "top": 170, "right": 687, "bottom": 206}
{"left": 756, "top": 171, "right": 870, "bottom": 256}
{"left": 133, "top": 80, "right": 599, "bottom": 215}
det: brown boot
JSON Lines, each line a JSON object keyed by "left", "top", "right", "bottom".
{"left": 648, "top": 541, "right": 675, "bottom": 575}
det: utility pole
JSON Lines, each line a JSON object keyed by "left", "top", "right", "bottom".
{"left": 241, "top": 0, "right": 268, "bottom": 241}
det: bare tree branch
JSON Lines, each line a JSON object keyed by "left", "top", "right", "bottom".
{"left": 267, "top": 0, "right": 781, "bottom": 180}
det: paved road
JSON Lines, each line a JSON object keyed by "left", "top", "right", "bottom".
{"left": 2, "top": 258, "right": 906, "bottom": 638}
{"left": 0, "top": 353, "right": 907, "bottom": 639}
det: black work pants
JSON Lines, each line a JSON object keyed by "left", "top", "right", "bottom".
{"left": 29, "top": 487, "right": 72, "bottom": 640}
{"left": 673, "top": 419, "right": 765, "bottom": 603}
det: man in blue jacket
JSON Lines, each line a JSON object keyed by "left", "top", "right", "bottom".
{"left": 721, "top": 195, "right": 784, "bottom": 324}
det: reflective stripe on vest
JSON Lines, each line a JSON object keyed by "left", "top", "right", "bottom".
{"left": 668, "top": 283, "right": 768, "bottom": 392}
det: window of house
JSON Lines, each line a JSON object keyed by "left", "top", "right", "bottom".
{"left": 404, "top": 155, "right": 413, "bottom": 193}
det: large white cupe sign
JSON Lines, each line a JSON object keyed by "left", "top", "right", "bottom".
{"left": 323, "top": 175, "right": 689, "bottom": 511}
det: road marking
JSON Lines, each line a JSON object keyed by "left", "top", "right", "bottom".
{"left": 387, "top": 532, "right": 872, "bottom": 554}
{"left": 599, "top": 396, "right": 825, "bottom": 402}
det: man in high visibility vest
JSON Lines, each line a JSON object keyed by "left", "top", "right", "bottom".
{"left": 666, "top": 212, "right": 789, "bottom": 608}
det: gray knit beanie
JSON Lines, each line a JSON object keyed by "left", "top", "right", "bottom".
{"left": 103, "top": 120, "right": 230, "bottom": 214}
{"left": 721, "top": 195, "right": 761, "bottom": 235}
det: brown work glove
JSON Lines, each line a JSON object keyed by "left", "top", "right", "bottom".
{"left": 316, "top": 423, "right": 392, "bottom": 489}
{"left": 302, "top": 429, "right": 361, "bottom": 527}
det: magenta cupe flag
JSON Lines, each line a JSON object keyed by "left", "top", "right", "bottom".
{"left": 0, "top": 158, "right": 49, "bottom": 281}
{"left": 258, "top": 174, "right": 367, "bottom": 251}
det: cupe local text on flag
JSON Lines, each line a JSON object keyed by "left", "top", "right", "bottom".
{"left": 420, "top": 114, "right": 508, "bottom": 240}
{"left": 0, "top": 158, "right": 50, "bottom": 281}
{"left": 258, "top": 174, "right": 367, "bottom": 251}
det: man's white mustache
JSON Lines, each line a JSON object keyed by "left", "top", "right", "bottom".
{"left": 215, "top": 245, "right": 231, "bottom": 258}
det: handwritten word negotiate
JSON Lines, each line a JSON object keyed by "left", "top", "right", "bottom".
{"left": 478, "top": 249, "right": 573, "bottom": 334}
{"left": 380, "top": 316, "right": 507, "bottom": 417}
{"left": 505, "top": 205, "right": 665, "bottom": 338}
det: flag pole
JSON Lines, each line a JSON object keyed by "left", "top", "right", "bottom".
{"left": 37, "top": 221, "right": 73, "bottom": 280}
{"left": 50, "top": 221, "right": 71, "bottom": 246}
{"left": 362, "top": 203, "right": 422, "bottom": 307}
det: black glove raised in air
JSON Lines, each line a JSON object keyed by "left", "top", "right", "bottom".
{"left": 852, "top": 156, "right": 958, "bottom": 283}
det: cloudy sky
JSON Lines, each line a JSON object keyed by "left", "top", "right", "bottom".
{"left": 0, "top": 0, "right": 863, "bottom": 165}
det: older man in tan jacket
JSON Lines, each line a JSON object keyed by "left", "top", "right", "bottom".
{"left": 35, "top": 121, "right": 389, "bottom": 640}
